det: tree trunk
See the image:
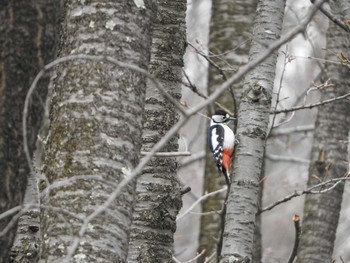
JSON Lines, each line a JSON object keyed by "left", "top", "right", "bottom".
{"left": 219, "top": 0, "right": 285, "bottom": 262}
{"left": 0, "top": 1, "right": 60, "bottom": 262}
{"left": 126, "top": 0, "right": 186, "bottom": 262}
{"left": 296, "top": 1, "right": 350, "bottom": 261}
{"left": 199, "top": 0, "right": 257, "bottom": 262}
{"left": 39, "top": 1, "right": 152, "bottom": 262}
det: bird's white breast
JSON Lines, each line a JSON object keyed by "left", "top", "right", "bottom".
{"left": 222, "top": 124, "right": 235, "bottom": 149}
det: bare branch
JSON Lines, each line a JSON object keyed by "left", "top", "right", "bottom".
{"left": 310, "top": 0, "right": 350, "bottom": 33}
{"left": 182, "top": 69, "right": 234, "bottom": 115}
{"left": 268, "top": 45, "right": 291, "bottom": 136}
{"left": 258, "top": 177, "right": 350, "bottom": 214}
{"left": 187, "top": 42, "right": 228, "bottom": 81}
{"left": 182, "top": 69, "right": 207, "bottom": 100}
{"left": 173, "top": 249, "right": 206, "bottom": 263}
{"left": 269, "top": 124, "right": 314, "bottom": 137}
{"left": 288, "top": 214, "right": 301, "bottom": 263}
{"left": 140, "top": 151, "right": 191, "bottom": 157}
{"left": 187, "top": 0, "right": 329, "bottom": 117}
{"left": 180, "top": 186, "right": 192, "bottom": 196}
{"left": 204, "top": 251, "right": 217, "bottom": 263}
{"left": 0, "top": 203, "right": 83, "bottom": 237}
{"left": 271, "top": 92, "right": 350, "bottom": 114}
{"left": 266, "top": 154, "right": 310, "bottom": 164}
{"left": 176, "top": 187, "right": 227, "bottom": 221}
{"left": 178, "top": 150, "right": 206, "bottom": 168}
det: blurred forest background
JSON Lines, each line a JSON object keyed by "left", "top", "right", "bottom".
{"left": 0, "top": 0, "right": 349, "bottom": 262}
{"left": 177, "top": 0, "right": 350, "bottom": 262}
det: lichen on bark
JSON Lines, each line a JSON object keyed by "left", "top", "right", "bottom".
{"left": 126, "top": 0, "right": 186, "bottom": 262}
{"left": 39, "top": 1, "right": 152, "bottom": 262}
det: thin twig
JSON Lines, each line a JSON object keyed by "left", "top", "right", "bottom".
{"left": 140, "top": 151, "right": 191, "bottom": 157}
{"left": 187, "top": 42, "right": 228, "bottom": 81}
{"left": 204, "top": 251, "right": 217, "bottom": 263}
{"left": 182, "top": 69, "right": 207, "bottom": 100}
{"left": 266, "top": 154, "right": 310, "bottom": 164}
{"left": 271, "top": 92, "right": 350, "bottom": 114}
{"left": 310, "top": 0, "right": 350, "bottom": 33}
{"left": 186, "top": 0, "right": 328, "bottom": 117}
{"left": 176, "top": 249, "right": 206, "bottom": 263}
{"left": 176, "top": 187, "right": 227, "bottom": 221}
{"left": 180, "top": 186, "right": 192, "bottom": 196}
{"left": 178, "top": 151, "right": 206, "bottom": 169}
{"left": 182, "top": 69, "right": 234, "bottom": 115}
{"left": 268, "top": 45, "right": 290, "bottom": 137}
{"left": 186, "top": 43, "right": 238, "bottom": 117}
{"left": 0, "top": 203, "right": 83, "bottom": 237}
{"left": 288, "top": 214, "right": 301, "bottom": 263}
{"left": 269, "top": 124, "right": 314, "bottom": 137}
{"left": 258, "top": 177, "right": 350, "bottom": 214}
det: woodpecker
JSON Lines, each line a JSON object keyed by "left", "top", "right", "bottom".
{"left": 208, "top": 109, "right": 235, "bottom": 185}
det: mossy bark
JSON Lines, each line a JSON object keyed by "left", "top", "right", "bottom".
{"left": 126, "top": 1, "right": 186, "bottom": 262}
{"left": 39, "top": 1, "right": 152, "bottom": 262}
{"left": 0, "top": 1, "right": 60, "bottom": 262}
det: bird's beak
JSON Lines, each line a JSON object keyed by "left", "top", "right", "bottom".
{"left": 229, "top": 117, "right": 236, "bottom": 121}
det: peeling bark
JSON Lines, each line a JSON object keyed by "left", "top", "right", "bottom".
{"left": 296, "top": 1, "right": 350, "bottom": 261}
{"left": 39, "top": 1, "right": 152, "bottom": 262}
{"left": 219, "top": 0, "right": 285, "bottom": 262}
{"left": 0, "top": 1, "right": 60, "bottom": 262}
{"left": 127, "top": 1, "right": 186, "bottom": 262}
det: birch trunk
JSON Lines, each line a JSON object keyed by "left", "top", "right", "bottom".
{"left": 39, "top": 1, "right": 152, "bottom": 262}
{"left": 220, "top": 0, "right": 285, "bottom": 261}
{"left": 127, "top": 0, "right": 186, "bottom": 262}
{"left": 296, "top": 1, "right": 350, "bottom": 261}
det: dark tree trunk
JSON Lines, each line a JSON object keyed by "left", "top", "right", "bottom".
{"left": 39, "top": 1, "right": 152, "bottom": 262}
{"left": 127, "top": 0, "right": 186, "bottom": 262}
{"left": 0, "top": 1, "right": 61, "bottom": 262}
{"left": 296, "top": 1, "right": 350, "bottom": 261}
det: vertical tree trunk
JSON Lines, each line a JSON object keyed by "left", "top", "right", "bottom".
{"left": 219, "top": 0, "right": 285, "bottom": 262}
{"left": 39, "top": 1, "right": 152, "bottom": 262}
{"left": 296, "top": 1, "right": 350, "bottom": 261}
{"left": 127, "top": 0, "right": 186, "bottom": 262}
{"left": 0, "top": 1, "right": 60, "bottom": 262}
{"left": 199, "top": 1, "right": 257, "bottom": 261}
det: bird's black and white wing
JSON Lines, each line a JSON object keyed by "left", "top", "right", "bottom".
{"left": 208, "top": 124, "right": 224, "bottom": 171}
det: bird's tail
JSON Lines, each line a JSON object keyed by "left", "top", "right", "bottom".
{"left": 223, "top": 170, "right": 231, "bottom": 186}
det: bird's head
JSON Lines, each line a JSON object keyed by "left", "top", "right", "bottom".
{"left": 211, "top": 109, "right": 235, "bottom": 123}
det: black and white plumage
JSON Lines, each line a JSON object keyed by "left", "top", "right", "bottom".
{"left": 208, "top": 109, "right": 235, "bottom": 185}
